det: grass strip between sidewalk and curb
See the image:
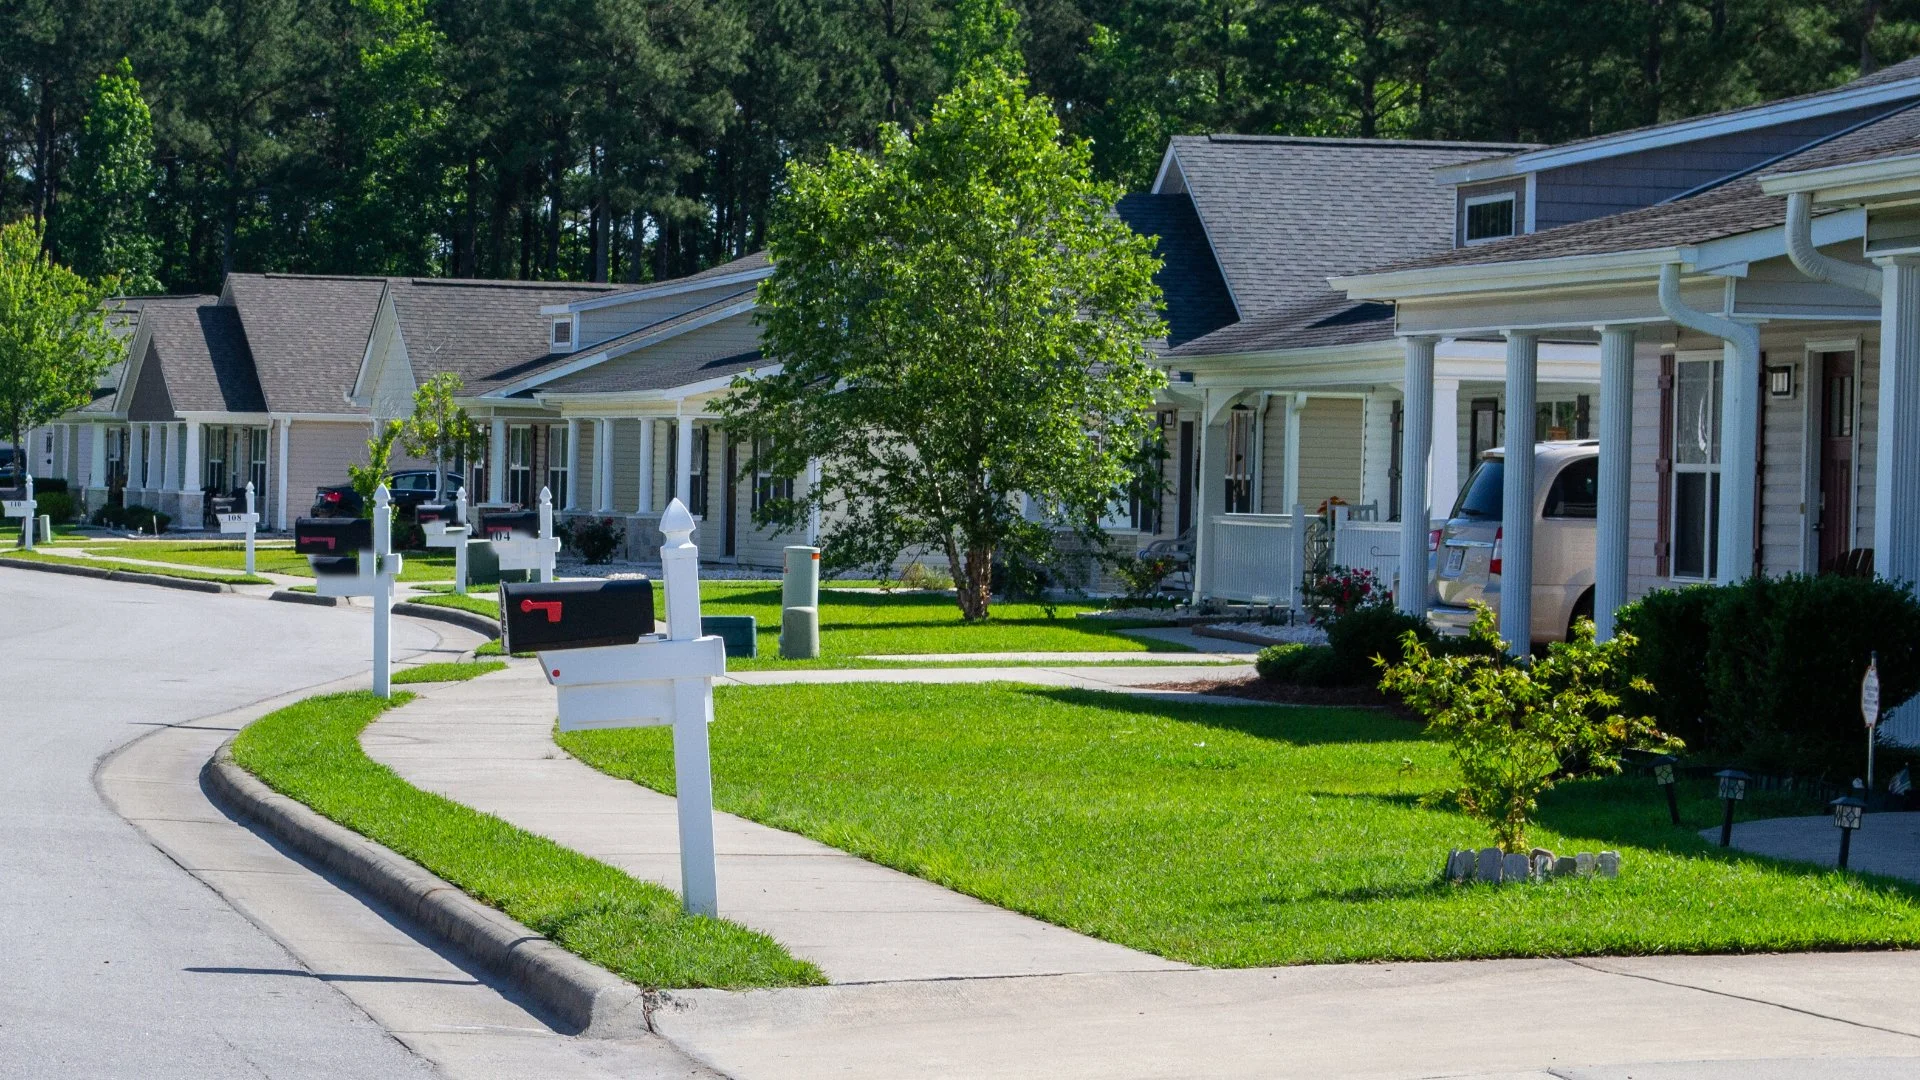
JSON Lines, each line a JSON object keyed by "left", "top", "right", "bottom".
{"left": 1, "top": 550, "right": 271, "bottom": 586}
{"left": 229, "top": 689, "right": 824, "bottom": 990}
{"left": 561, "top": 681, "right": 1920, "bottom": 968}
{"left": 391, "top": 660, "right": 507, "bottom": 684}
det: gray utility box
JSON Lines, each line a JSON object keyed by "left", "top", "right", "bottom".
{"left": 500, "top": 578, "right": 655, "bottom": 654}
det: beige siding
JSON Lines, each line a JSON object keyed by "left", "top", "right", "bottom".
{"left": 1296, "top": 397, "right": 1364, "bottom": 513}
{"left": 1627, "top": 343, "right": 1665, "bottom": 599}
{"left": 1257, "top": 397, "right": 1287, "bottom": 511}
{"left": 575, "top": 421, "right": 596, "bottom": 505}
{"left": 1856, "top": 338, "right": 1880, "bottom": 552}
{"left": 287, "top": 422, "right": 370, "bottom": 521}
{"left": 367, "top": 297, "right": 415, "bottom": 423}
{"left": 1758, "top": 331, "right": 1812, "bottom": 576}
{"left": 543, "top": 314, "right": 763, "bottom": 393}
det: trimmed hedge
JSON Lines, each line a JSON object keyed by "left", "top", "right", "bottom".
{"left": 1619, "top": 575, "right": 1920, "bottom": 777}
{"left": 35, "top": 491, "right": 78, "bottom": 524}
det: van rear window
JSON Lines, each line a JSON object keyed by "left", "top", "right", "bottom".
{"left": 1544, "top": 457, "right": 1598, "bottom": 518}
{"left": 1453, "top": 460, "right": 1503, "bottom": 520}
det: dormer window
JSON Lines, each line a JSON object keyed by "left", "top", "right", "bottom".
{"left": 1463, "top": 193, "right": 1517, "bottom": 245}
{"left": 551, "top": 317, "right": 575, "bottom": 350}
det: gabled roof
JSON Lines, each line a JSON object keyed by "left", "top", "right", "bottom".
{"left": 537, "top": 348, "right": 765, "bottom": 397}
{"left": 1155, "top": 135, "right": 1535, "bottom": 317}
{"left": 224, "top": 274, "right": 387, "bottom": 413}
{"left": 1346, "top": 102, "right": 1920, "bottom": 281}
{"left": 1436, "top": 55, "right": 1920, "bottom": 184}
{"left": 139, "top": 300, "right": 265, "bottom": 413}
{"left": 383, "top": 277, "right": 622, "bottom": 393}
{"left": 1168, "top": 294, "right": 1396, "bottom": 358}
{"left": 545, "top": 251, "right": 770, "bottom": 315}
{"left": 1114, "top": 193, "right": 1236, "bottom": 348}
{"left": 490, "top": 288, "right": 760, "bottom": 398}
{"left": 75, "top": 294, "right": 218, "bottom": 415}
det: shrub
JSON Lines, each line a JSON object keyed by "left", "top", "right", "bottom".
{"left": 35, "top": 491, "right": 78, "bottom": 524}
{"left": 1301, "top": 564, "right": 1390, "bottom": 623}
{"left": 893, "top": 561, "right": 955, "bottom": 592}
{"left": 570, "top": 516, "right": 622, "bottom": 564}
{"left": 1256, "top": 642, "right": 1311, "bottom": 681}
{"left": 1109, "top": 552, "right": 1176, "bottom": 602}
{"left": 31, "top": 477, "right": 68, "bottom": 494}
{"left": 1615, "top": 585, "right": 1717, "bottom": 751}
{"left": 90, "top": 504, "right": 125, "bottom": 528}
{"left": 120, "top": 504, "right": 169, "bottom": 534}
{"left": 1380, "top": 604, "right": 1676, "bottom": 852}
{"left": 1254, "top": 643, "right": 1351, "bottom": 687}
{"left": 1326, "top": 605, "right": 1431, "bottom": 674}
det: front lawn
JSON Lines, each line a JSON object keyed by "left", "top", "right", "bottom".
{"left": 560, "top": 683, "right": 1920, "bottom": 966}
{"left": 3, "top": 548, "right": 273, "bottom": 585}
{"left": 414, "top": 581, "right": 1183, "bottom": 666}
{"left": 232, "top": 690, "right": 821, "bottom": 989}
{"left": 391, "top": 660, "right": 507, "bottom": 684}
{"left": 77, "top": 539, "right": 458, "bottom": 581}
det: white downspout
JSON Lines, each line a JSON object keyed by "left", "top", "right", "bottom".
{"left": 1784, "top": 192, "right": 1882, "bottom": 298}
{"left": 1658, "top": 262, "right": 1760, "bottom": 583}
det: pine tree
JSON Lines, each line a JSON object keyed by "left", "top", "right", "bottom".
{"left": 50, "top": 58, "right": 160, "bottom": 294}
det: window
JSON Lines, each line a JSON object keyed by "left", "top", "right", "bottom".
{"left": 546, "top": 425, "right": 570, "bottom": 508}
{"left": 750, "top": 436, "right": 792, "bottom": 512}
{"left": 1536, "top": 398, "right": 1590, "bottom": 441}
{"left": 1464, "top": 194, "right": 1516, "bottom": 244}
{"left": 506, "top": 425, "right": 534, "bottom": 505}
{"left": 1544, "top": 457, "right": 1598, "bottom": 519}
{"left": 1452, "top": 459, "right": 1504, "bottom": 521}
{"left": 204, "top": 425, "right": 228, "bottom": 490}
{"left": 551, "top": 318, "right": 574, "bottom": 349}
{"left": 249, "top": 428, "right": 268, "bottom": 496}
{"left": 106, "top": 428, "right": 125, "bottom": 487}
{"left": 1469, "top": 397, "right": 1500, "bottom": 462}
{"left": 1670, "top": 357, "right": 1722, "bottom": 580}
{"left": 1222, "top": 405, "right": 1254, "bottom": 514}
{"left": 139, "top": 427, "right": 151, "bottom": 487}
{"left": 1130, "top": 413, "right": 1172, "bottom": 532}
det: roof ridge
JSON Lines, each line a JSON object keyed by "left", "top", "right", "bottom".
{"left": 1195, "top": 134, "right": 1540, "bottom": 151}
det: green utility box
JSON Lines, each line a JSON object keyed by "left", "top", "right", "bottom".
{"left": 702, "top": 614, "right": 758, "bottom": 658}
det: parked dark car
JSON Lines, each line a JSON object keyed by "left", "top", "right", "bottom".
{"left": 311, "top": 470, "right": 463, "bottom": 518}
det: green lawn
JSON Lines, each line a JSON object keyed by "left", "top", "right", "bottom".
{"left": 76, "top": 539, "right": 459, "bottom": 581}
{"left": 3, "top": 548, "right": 272, "bottom": 585}
{"left": 232, "top": 690, "right": 821, "bottom": 989}
{"left": 391, "top": 660, "right": 507, "bottom": 684}
{"left": 414, "top": 581, "right": 1181, "bottom": 666}
{"left": 560, "top": 683, "right": 1920, "bottom": 967}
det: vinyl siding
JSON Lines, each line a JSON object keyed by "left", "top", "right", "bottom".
{"left": 287, "top": 422, "right": 370, "bottom": 522}
{"left": 1296, "top": 397, "right": 1364, "bottom": 512}
{"left": 1258, "top": 397, "right": 1287, "bottom": 511}
{"left": 575, "top": 282, "right": 759, "bottom": 349}
{"left": 1360, "top": 391, "right": 1396, "bottom": 517}
{"left": 611, "top": 420, "right": 641, "bottom": 513}
{"left": 575, "top": 421, "right": 596, "bottom": 506}
{"left": 550, "top": 312, "right": 762, "bottom": 393}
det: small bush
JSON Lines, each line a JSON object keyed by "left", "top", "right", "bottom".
{"left": 31, "top": 477, "right": 68, "bottom": 494}
{"left": 570, "top": 516, "right": 622, "bottom": 564}
{"left": 1109, "top": 552, "right": 1176, "bottom": 601}
{"left": 1615, "top": 585, "right": 1717, "bottom": 751}
{"left": 120, "top": 504, "right": 170, "bottom": 534}
{"left": 1256, "top": 642, "right": 1311, "bottom": 681}
{"left": 1326, "top": 605, "right": 1431, "bottom": 674}
{"left": 1301, "top": 564, "right": 1390, "bottom": 623}
{"left": 892, "top": 561, "right": 954, "bottom": 592}
{"left": 35, "top": 491, "right": 78, "bottom": 524}
{"left": 1255, "top": 643, "right": 1351, "bottom": 687}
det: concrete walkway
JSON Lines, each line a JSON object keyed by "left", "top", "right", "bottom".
{"left": 1711, "top": 812, "right": 1920, "bottom": 882}
{"left": 858, "top": 649, "right": 1249, "bottom": 663}
{"left": 362, "top": 662, "right": 1189, "bottom": 985}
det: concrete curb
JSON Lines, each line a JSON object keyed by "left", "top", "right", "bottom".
{"left": 395, "top": 600, "right": 500, "bottom": 639}
{"left": 201, "top": 744, "right": 653, "bottom": 1038}
{"left": 270, "top": 589, "right": 339, "bottom": 607}
{"left": 0, "top": 556, "right": 230, "bottom": 593}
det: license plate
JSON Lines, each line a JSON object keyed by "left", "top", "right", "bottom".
{"left": 1443, "top": 546, "right": 1466, "bottom": 576}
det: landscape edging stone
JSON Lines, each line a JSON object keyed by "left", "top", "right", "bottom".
{"left": 201, "top": 742, "right": 651, "bottom": 1038}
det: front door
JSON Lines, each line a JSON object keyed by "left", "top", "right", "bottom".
{"left": 1816, "top": 350, "right": 1855, "bottom": 571}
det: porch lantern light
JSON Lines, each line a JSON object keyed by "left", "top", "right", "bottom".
{"left": 1715, "top": 768, "right": 1749, "bottom": 848}
{"left": 1831, "top": 792, "right": 1866, "bottom": 869}
{"left": 1652, "top": 756, "right": 1680, "bottom": 826}
{"left": 1766, "top": 364, "right": 1795, "bottom": 399}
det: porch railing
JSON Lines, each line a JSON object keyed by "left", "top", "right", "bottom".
{"left": 1330, "top": 510, "right": 1403, "bottom": 601}
{"left": 1206, "top": 511, "right": 1302, "bottom": 606}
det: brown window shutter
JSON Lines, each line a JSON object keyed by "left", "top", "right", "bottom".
{"left": 1655, "top": 353, "right": 1675, "bottom": 577}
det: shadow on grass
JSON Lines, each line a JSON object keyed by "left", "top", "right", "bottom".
{"left": 1013, "top": 686, "right": 1423, "bottom": 746}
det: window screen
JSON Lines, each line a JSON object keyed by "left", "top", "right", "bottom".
{"left": 1465, "top": 197, "right": 1516, "bottom": 242}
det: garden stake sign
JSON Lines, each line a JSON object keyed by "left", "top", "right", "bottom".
{"left": 294, "top": 485, "right": 402, "bottom": 697}
{"left": 501, "top": 498, "right": 725, "bottom": 918}
{"left": 215, "top": 481, "right": 261, "bottom": 572}
{"left": 4, "top": 473, "right": 34, "bottom": 550}
{"left": 1863, "top": 652, "right": 1881, "bottom": 791}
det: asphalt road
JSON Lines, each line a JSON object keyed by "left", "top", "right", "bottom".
{"left": 0, "top": 570, "right": 445, "bottom": 1079}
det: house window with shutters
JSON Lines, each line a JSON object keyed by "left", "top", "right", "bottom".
{"left": 750, "top": 436, "right": 792, "bottom": 512}
{"left": 507, "top": 425, "right": 534, "bottom": 506}
{"left": 1668, "top": 356, "right": 1722, "bottom": 580}
{"left": 203, "top": 426, "right": 228, "bottom": 491}
{"left": 1223, "top": 405, "right": 1255, "bottom": 514}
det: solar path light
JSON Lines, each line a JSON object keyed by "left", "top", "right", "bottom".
{"left": 502, "top": 498, "right": 725, "bottom": 917}
{"left": 1831, "top": 789, "right": 1866, "bottom": 869}
{"left": 1715, "top": 769, "right": 1749, "bottom": 847}
{"left": 1651, "top": 754, "right": 1680, "bottom": 826}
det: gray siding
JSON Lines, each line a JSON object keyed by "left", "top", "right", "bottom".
{"left": 1456, "top": 178, "right": 1527, "bottom": 246}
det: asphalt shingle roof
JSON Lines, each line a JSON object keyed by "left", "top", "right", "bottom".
{"left": 541, "top": 329, "right": 766, "bottom": 395}
{"left": 1164, "top": 135, "right": 1536, "bottom": 316}
{"left": 77, "top": 295, "right": 219, "bottom": 414}
{"left": 1114, "top": 193, "right": 1237, "bottom": 348}
{"left": 1168, "top": 294, "right": 1396, "bottom": 358}
{"left": 1357, "top": 101, "right": 1920, "bottom": 277}
{"left": 140, "top": 300, "right": 266, "bottom": 413}
{"left": 384, "top": 278, "right": 622, "bottom": 392}
{"left": 225, "top": 274, "right": 387, "bottom": 412}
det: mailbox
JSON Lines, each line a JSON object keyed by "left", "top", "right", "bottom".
{"left": 500, "top": 578, "right": 654, "bottom": 653}
{"left": 294, "top": 516, "right": 372, "bottom": 556}
{"left": 478, "top": 509, "right": 539, "bottom": 542}
{"left": 210, "top": 495, "right": 239, "bottom": 516}
{"left": 417, "top": 502, "right": 455, "bottom": 527}
{"left": 310, "top": 554, "right": 364, "bottom": 578}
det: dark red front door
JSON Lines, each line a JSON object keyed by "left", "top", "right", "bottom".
{"left": 1817, "top": 351, "right": 1855, "bottom": 572}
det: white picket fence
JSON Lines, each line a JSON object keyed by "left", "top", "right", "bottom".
{"left": 1329, "top": 513, "right": 1403, "bottom": 602}
{"left": 1205, "top": 511, "right": 1301, "bottom": 606}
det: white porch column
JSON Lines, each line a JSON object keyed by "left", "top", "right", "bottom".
{"left": 675, "top": 414, "right": 694, "bottom": 508}
{"left": 488, "top": 416, "right": 507, "bottom": 503}
{"left": 1429, "top": 378, "right": 1462, "bottom": 517}
{"left": 1398, "top": 335, "right": 1437, "bottom": 617}
{"left": 806, "top": 458, "right": 822, "bottom": 544}
{"left": 89, "top": 425, "right": 106, "bottom": 492}
{"left": 1716, "top": 332, "right": 1762, "bottom": 584}
{"left": 1501, "top": 332, "right": 1538, "bottom": 655}
{"left": 1189, "top": 391, "right": 1212, "bottom": 605}
{"left": 638, "top": 418, "right": 655, "bottom": 512}
{"left": 1595, "top": 327, "right": 1636, "bottom": 639}
{"left": 595, "top": 419, "right": 614, "bottom": 511}
{"left": 276, "top": 419, "right": 290, "bottom": 529}
{"left": 564, "top": 418, "right": 581, "bottom": 510}
{"left": 1283, "top": 394, "right": 1304, "bottom": 510}
{"left": 1876, "top": 256, "right": 1920, "bottom": 586}
{"left": 128, "top": 424, "right": 147, "bottom": 492}
{"left": 163, "top": 423, "right": 179, "bottom": 491}
{"left": 181, "top": 421, "right": 201, "bottom": 493}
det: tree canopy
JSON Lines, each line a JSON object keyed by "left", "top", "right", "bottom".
{"left": 0, "top": 219, "right": 118, "bottom": 482}
{"left": 722, "top": 54, "right": 1166, "bottom": 619}
{"left": 49, "top": 58, "right": 159, "bottom": 293}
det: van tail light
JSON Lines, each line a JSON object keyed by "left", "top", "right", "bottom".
{"left": 1428, "top": 528, "right": 1442, "bottom": 553}
{"left": 1490, "top": 527, "right": 1503, "bottom": 576}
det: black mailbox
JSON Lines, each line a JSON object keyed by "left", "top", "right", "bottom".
{"left": 478, "top": 509, "right": 539, "bottom": 542}
{"left": 294, "top": 516, "right": 372, "bottom": 556}
{"left": 209, "top": 494, "right": 238, "bottom": 515}
{"left": 310, "top": 555, "right": 362, "bottom": 577}
{"left": 417, "top": 502, "right": 457, "bottom": 527}
{"left": 500, "top": 578, "right": 654, "bottom": 653}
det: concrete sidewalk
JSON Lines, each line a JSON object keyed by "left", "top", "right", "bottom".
{"left": 362, "top": 661, "right": 1188, "bottom": 984}
{"left": 1711, "top": 811, "right": 1920, "bottom": 883}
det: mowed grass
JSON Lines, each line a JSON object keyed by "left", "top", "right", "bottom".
{"left": 2, "top": 548, "right": 272, "bottom": 584}
{"left": 413, "top": 581, "right": 1182, "bottom": 666}
{"left": 560, "top": 683, "right": 1920, "bottom": 966}
{"left": 391, "top": 660, "right": 506, "bottom": 684}
{"left": 232, "top": 690, "right": 822, "bottom": 989}
{"left": 78, "top": 539, "right": 459, "bottom": 581}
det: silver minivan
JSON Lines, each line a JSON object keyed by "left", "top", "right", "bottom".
{"left": 1428, "top": 441, "right": 1598, "bottom": 646}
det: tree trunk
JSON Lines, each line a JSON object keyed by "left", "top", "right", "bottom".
{"left": 943, "top": 536, "right": 994, "bottom": 621}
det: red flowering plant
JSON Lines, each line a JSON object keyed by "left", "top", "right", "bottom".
{"left": 1301, "top": 564, "right": 1391, "bottom": 625}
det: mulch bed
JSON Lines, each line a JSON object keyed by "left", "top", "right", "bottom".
{"left": 1146, "top": 675, "right": 1412, "bottom": 714}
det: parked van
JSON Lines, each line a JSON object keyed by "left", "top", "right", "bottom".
{"left": 1428, "top": 441, "right": 1598, "bottom": 646}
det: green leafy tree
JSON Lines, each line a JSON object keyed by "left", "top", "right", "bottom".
{"left": 51, "top": 58, "right": 160, "bottom": 293}
{"left": 1379, "top": 604, "right": 1677, "bottom": 852}
{"left": 724, "top": 41, "right": 1166, "bottom": 621}
{"left": 0, "top": 219, "right": 118, "bottom": 486}
{"left": 349, "top": 419, "right": 406, "bottom": 518}
{"left": 399, "top": 371, "right": 483, "bottom": 498}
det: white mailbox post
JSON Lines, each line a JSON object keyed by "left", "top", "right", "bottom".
{"left": 296, "top": 486, "right": 404, "bottom": 697}
{"left": 216, "top": 481, "right": 262, "bottom": 572}
{"left": 4, "top": 474, "right": 35, "bottom": 551}
{"left": 527, "top": 499, "right": 723, "bottom": 916}
{"left": 486, "top": 486, "right": 560, "bottom": 583}
{"left": 422, "top": 486, "right": 473, "bottom": 596}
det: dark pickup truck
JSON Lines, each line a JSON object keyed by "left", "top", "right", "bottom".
{"left": 311, "top": 470, "right": 463, "bottom": 518}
